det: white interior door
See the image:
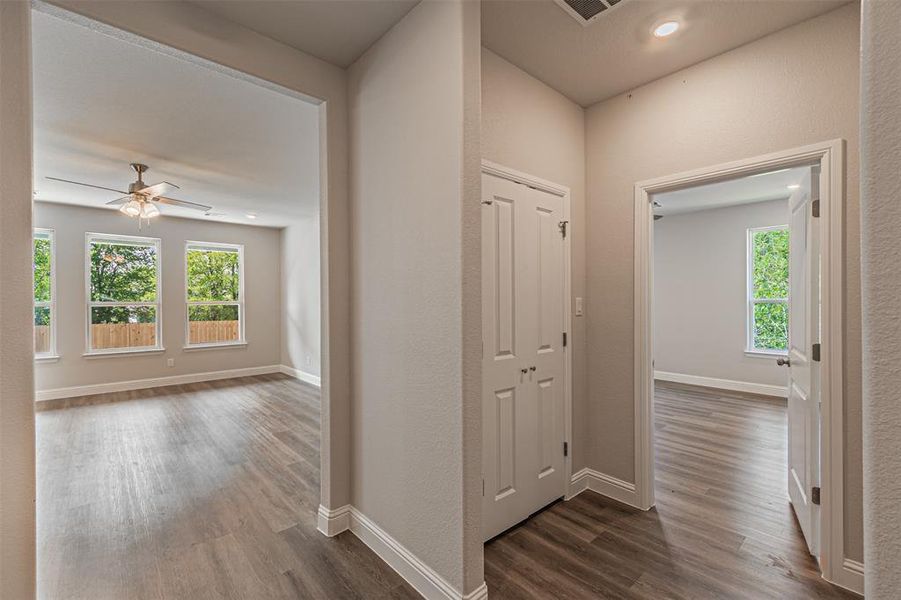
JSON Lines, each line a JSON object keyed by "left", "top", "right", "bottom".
{"left": 481, "top": 172, "right": 567, "bottom": 541}
{"left": 784, "top": 166, "right": 821, "bottom": 556}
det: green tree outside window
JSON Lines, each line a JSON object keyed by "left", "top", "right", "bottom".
{"left": 749, "top": 227, "right": 789, "bottom": 352}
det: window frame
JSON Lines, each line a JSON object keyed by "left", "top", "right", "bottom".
{"left": 33, "top": 228, "right": 58, "bottom": 361}
{"left": 183, "top": 240, "right": 246, "bottom": 349}
{"left": 746, "top": 224, "right": 789, "bottom": 357}
{"left": 84, "top": 232, "right": 163, "bottom": 356}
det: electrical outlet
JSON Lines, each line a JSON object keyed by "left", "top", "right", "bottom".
{"left": 167, "top": 358, "right": 175, "bottom": 368}
{"left": 305, "top": 355, "right": 312, "bottom": 367}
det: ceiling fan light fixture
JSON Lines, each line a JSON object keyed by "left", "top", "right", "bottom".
{"left": 120, "top": 198, "right": 142, "bottom": 217}
{"left": 141, "top": 202, "right": 160, "bottom": 218}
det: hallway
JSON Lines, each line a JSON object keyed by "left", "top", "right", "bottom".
{"left": 483, "top": 382, "right": 857, "bottom": 599}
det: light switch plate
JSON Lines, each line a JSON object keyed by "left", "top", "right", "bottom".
{"left": 575, "top": 297, "right": 584, "bottom": 316}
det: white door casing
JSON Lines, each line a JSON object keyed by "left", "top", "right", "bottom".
{"left": 786, "top": 166, "right": 821, "bottom": 556}
{"left": 481, "top": 167, "right": 569, "bottom": 541}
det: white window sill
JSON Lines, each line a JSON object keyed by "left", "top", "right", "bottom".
{"left": 745, "top": 350, "right": 788, "bottom": 359}
{"left": 35, "top": 354, "right": 60, "bottom": 364}
{"left": 182, "top": 341, "right": 247, "bottom": 352}
{"left": 83, "top": 348, "right": 166, "bottom": 359}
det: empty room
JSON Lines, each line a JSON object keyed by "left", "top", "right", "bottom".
{"left": 4, "top": 0, "right": 901, "bottom": 599}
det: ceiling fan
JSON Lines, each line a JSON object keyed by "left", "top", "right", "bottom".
{"left": 46, "top": 163, "right": 212, "bottom": 224}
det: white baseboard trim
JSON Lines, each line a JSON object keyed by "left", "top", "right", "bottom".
{"left": 348, "top": 506, "right": 482, "bottom": 600}
{"left": 570, "top": 468, "right": 643, "bottom": 510}
{"left": 654, "top": 370, "right": 787, "bottom": 398}
{"left": 317, "top": 504, "right": 351, "bottom": 537}
{"left": 830, "top": 559, "right": 864, "bottom": 596}
{"left": 317, "top": 503, "right": 485, "bottom": 600}
{"left": 279, "top": 364, "right": 321, "bottom": 388}
{"left": 35, "top": 364, "right": 282, "bottom": 402}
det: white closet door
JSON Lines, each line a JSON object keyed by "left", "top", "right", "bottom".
{"left": 482, "top": 173, "right": 566, "bottom": 541}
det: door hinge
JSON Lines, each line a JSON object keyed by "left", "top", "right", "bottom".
{"left": 812, "top": 343, "right": 821, "bottom": 362}
{"left": 812, "top": 199, "right": 820, "bottom": 218}
{"left": 558, "top": 220, "right": 569, "bottom": 238}
{"left": 563, "top": 441, "right": 568, "bottom": 457}
{"left": 562, "top": 332, "right": 567, "bottom": 347}
{"left": 812, "top": 486, "right": 821, "bottom": 505}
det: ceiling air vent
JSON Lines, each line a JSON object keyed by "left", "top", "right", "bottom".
{"left": 554, "top": 0, "right": 624, "bottom": 26}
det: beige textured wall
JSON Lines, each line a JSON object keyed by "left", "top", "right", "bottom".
{"left": 0, "top": 3, "right": 36, "bottom": 597}
{"left": 348, "top": 0, "right": 482, "bottom": 594}
{"left": 480, "top": 48, "right": 588, "bottom": 471}
{"left": 585, "top": 3, "right": 863, "bottom": 560}
{"left": 41, "top": 0, "right": 353, "bottom": 518}
{"left": 280, "top": 216, "right": 321, "bottom": 378}
{"left": 860, "top": 0, "right": 901, "bottom": 596}
{"left": 33, "top": 203, "right": 282, "bottom": 391}
{"left": 654, "top": 199, "right": 789, "bottom": 389}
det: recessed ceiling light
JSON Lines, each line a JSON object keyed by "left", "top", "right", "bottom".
{"left": 787, "top": 184, "right": 801, "bottom": 190}
{"left": 653, "top": 21, "right": 680, "bottom": 38}
{"left": 245, "top": 213, "right": 257, "bottom": 219}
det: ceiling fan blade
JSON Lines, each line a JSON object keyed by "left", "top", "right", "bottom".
{"left": 154, "top": 196, "right": 212, "bottom": 212}
{"left": 137, "top": 181, "right": 179, "bottom": 198}
{"left": 45, "top": 177, "right": 128, "bottom": 195}
{"left": 105, "top": 196, "right": 132, "bottom": 206}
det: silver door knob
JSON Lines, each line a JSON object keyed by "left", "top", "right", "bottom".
{"left": 776, "top": 357, "right": 790, "bottom": 367}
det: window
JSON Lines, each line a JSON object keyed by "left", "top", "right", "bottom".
{"left": 185, "top": 242, "right": 244, "bottom": 347}
{"left": 747, "top": 226, "right": 789, "bottom": 354}
{"left": 34, "top": 228, "right": 56, "bottom": 358}
{"left": 86, "top": 233, "right": 162, "bottom": 354}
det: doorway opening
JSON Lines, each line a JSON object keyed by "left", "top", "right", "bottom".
{"left": 29, "top": 3, "right": 336, "bottom": 596}
{"left": 633, "top": 140, "right": 854, "bottom": 589}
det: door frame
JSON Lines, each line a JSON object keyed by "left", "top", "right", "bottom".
{"left": 481, "top": 159, "right": 574, "bottom": 500}
{"left": 632, "top": 140, "right": 859, "bottom": 592}
{"left": 28, "top": 0, "right": 349, "bottom": 539}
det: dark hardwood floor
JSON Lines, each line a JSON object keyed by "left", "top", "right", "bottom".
{"left": 39, "top": 376, "right": 858, "bottom": 599}
{"left": 484, "top": 382, "right": 859, "bottom": 599}
{"left": 36, "top": 374, "right": 418, "bottom": 600}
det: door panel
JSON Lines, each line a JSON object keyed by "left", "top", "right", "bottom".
{"left": 493, "top": 387, "right": 516, "bottom": 500}
{"left": 492, "top": 199, "right": 516, "bottom": 359}
{"left": 786, "top": 166, "right": 821, "bottom": 556}
{"left": 482, "top": 173, "right": 567, "bottom": 541}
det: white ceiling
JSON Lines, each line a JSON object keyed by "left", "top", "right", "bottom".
{"left": 32, "top": 11, "right": 320, "bottom": 228}
{"left": 192, "top": 0, "right": 420, "bottom": 68}
{"left": 653, "top": 166, "right": 809, "bottom": 216}
{"left": 482, "top": 0, "right": 848, "bottom": 107}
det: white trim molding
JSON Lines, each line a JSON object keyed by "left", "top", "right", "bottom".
{"left": 655, "top": 371, "right": 787, "bottom": 398}
{"left": 34, "top": 364, "right": 282, "bottom": 402}
{"left": 280, "top": 364, "right": 322, "bottom": 388}
{"left": 319, "top": 505, "right": 487, "bottom": 600}
{"left": 316, "top": 504, "right": 351, "bottom": 537}
{"left": 838, "top": 559, "right": 864, "bottom": 595}
{"left": 569, "top": 468, "right": 642, "bottom": 510}
{"left": 634, "top": 139, "right": 851, "bottom": 588}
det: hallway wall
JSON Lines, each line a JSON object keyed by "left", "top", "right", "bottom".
{"left": 860, "top": 0, "right": 901, "bottom": 596}
{"left": 584, "top": 3, "right": 863, "bottom": 562}
{"left": 348, "top": 0, "right": 483, "bottom": 595}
